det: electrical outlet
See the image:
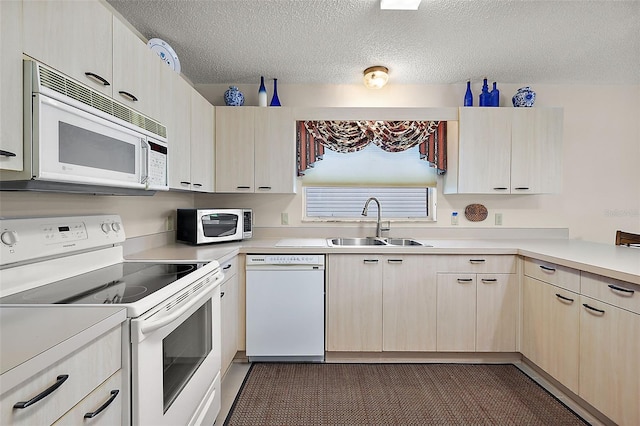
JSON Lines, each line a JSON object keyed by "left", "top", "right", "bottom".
{"left": 281, "top": 212, "right": 289, "bottom": 225}
{"left": 166, "top": 215, "right": 173, "bottom": 231}
{"left": 495, "top": 213, "right": 503, "bottom": 226}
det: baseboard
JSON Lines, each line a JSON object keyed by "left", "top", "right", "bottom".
{"left": 324, "top": 351, "right": 521, "bottom": 364}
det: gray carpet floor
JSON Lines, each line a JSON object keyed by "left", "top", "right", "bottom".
{"left": 224, "top": 363, "right": 588, "bottom": 425}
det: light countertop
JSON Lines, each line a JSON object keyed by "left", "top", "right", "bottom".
{"left": 127, "top": 238, "right": 640, "bottom": 284}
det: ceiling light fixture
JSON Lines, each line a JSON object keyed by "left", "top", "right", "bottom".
{"left": 363, "top": 66, "right": 389, "bottom": 89}
{"left": 380, "top": 0, "right": 422, "bottom": 10}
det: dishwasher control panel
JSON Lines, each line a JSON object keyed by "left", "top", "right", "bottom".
{"left": 246, "top": 254, "right": 325, "bottom": 266}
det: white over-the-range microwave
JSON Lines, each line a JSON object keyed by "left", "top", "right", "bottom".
{"left": 0, "top": 60, "right": 168, "bottom": 195}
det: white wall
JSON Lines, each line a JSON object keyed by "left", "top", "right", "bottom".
{"left": 196, "top": 82, "right": 640, "bottom": 243}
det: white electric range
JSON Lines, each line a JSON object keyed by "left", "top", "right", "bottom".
{"left": 0, "top": 215, "right": 223, "bottom": 426}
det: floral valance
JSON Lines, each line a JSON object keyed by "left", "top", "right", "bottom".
{"left": 297, "top": 120, "right": 447, "bottom": 176}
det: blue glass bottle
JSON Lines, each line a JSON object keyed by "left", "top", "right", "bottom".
{"left": 479, "top": 78, "right": 490, "bottom": 106}
{"left": 490, "top": 82, "right": 500, "bottom": 107}
{"left": 258, "top": 76, "right": 267, "bottom": 107}
{"left": 270, "top": 78, "right": 281, "bottom": 107}
{"left": 464, "top": 80, "right": 473, "bottom": 106}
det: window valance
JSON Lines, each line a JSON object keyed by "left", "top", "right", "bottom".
{"left": 297, "top": 120, "right": 447, "bottom": 176}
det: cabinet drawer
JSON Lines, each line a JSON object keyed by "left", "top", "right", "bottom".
{"left": 53, "top": 370, "right": 122, "bottom": 425}
{"left": 0, "top": 327, "right": 121, "bottom": 426}
{"left": 524, "top": 258, "right": 580, "bottom": 293}
{"left": 220, "top": 256, "right": 238, "bottom": 279}
{"left": 436, "top": 255, "right": 516, "bottom": 274}
{"left": 581, "top": 272, "right": 640, "bottom": 315}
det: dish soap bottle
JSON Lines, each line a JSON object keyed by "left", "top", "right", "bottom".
{"left": 464, "top": 80, "right": 473, "bottom": 106}
{"left": 490, "top": 81, "right": 500, "bottom": 107}
{"left": 258, "top": 76, "right": 267, "bottom": 107}
{"left": 479, "top": 78, "right": 490, "bottom": 106}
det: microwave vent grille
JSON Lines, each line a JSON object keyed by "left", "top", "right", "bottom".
{"left": 37, "top": 64, "right": 167, "bottom": 140}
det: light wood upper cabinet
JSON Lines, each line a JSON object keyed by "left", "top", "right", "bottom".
{"left": 0, "top": 0, "right": 23, "bottom": 171}
{"left": 326, "top": 254, "right": 383, "bottom": 352}
{"left": 445, "top": 107, "right": 563, "bottom": 194}
{"left": 521, "top": 276, "right": 579, "bottom": 393}
{"left": 383, "top": 256, "right": 437, "bottom": 351}
{"left": 216, "top": 106, "right": 296, "bottom": 193}
{"left": 167, "top": 75, "right": 192, "bottom": 190}
{"left": 190, "top": 91, "right": 215, "bottom": 192}
{"left": 112, "top": 17, "right": 162, "bottom": 120}
{"left": 22, "top": 0, "right": 113, "bottom": 97}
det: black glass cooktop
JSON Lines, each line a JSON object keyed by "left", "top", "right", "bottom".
{"left": 0, "top": 262, "right": 205, "bottom": 305}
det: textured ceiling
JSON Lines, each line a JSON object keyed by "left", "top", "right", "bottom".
{"left": 106, "top": 0, "right": 640, "bottom": 86}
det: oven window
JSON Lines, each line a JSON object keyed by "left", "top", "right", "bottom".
{"left": 162, "top": 300, "right": 212, "bottom": 413}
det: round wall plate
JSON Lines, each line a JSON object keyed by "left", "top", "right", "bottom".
{"left": 147, "top": 38, "right": 181, "bottom": 73}
{"left": 465, "top": 204, "right": 488, "bottom": 222}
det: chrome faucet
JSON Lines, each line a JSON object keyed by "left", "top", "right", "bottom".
{"left": 362, "top": 197, "right": 389, "bottom": 238}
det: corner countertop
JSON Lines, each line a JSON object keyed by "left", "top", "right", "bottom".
{"left": 126, "top": 238, "right": 640, "bottom": 285}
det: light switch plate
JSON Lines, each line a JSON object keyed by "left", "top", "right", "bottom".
{"left": 281, "top": 212, "right": 289, "bottom": 225}
{"left": 495, "top": 213, "right": 503, "bottom": 226}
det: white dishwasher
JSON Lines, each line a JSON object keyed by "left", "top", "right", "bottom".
{"left": 246, "top": 254, "right": 325, "bottom": 362}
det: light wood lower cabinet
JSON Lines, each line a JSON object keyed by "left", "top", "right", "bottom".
{"left": 476, "top": 273, "right": 518, "bottom": 352}
{"left": 521, "top": 276, "right": 580, "bottom": 393}
{"left": 579, "top": 296, "right": 640, "bottom": 426}
{"left": 327, "top": 254, "right": 383, "bottom": 351}
{"left": 220, "top": 257, "right": 239, "bottom": 376}
{"left": 437, "top": 273, "right": 476, "bottom": 351}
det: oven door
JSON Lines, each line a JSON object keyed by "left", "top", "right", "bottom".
{"left": 34, "top": 93, "right": 146, "bottom": 189}
{"left": 130, "top": 273, "right": 222, "bottom": 426}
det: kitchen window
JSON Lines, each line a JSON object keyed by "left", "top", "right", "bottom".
{"left": 297, "top": 120, "right": 446, "bottom": 221}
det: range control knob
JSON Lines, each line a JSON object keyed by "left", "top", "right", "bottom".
{"left": 111, "top": 222, "right": 121, "bottom": 232}
{"left": 101, "top": 223, "right": 111, "bottom": 234}
{"left": 1, "top": 230, "right": 19, "bottom": 246}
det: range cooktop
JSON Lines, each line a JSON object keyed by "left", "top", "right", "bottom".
{"left": 0, "top": 262, "right": 206, "bottom": 305}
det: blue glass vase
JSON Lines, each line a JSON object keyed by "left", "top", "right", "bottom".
{"left": 479, "top": 78, "right": 490, "bottom": 107}
{"left": 224, "top": 86, "right": 244, "bottom": 106}
{"left": 464, "top": 80, "right": 473, "bottom": 106}
{"left": 270, "top": 78, "right": 281, "bottom": 107}
{"left": 490, "top": 82, "right": 500, "bottom": 107}
{"left": 258, "top": 76, "right": 267, "bottom": 107}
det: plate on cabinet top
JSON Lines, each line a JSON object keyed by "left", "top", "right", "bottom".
{"left": 147, "top": 38, "right": 181, "bottom": 73}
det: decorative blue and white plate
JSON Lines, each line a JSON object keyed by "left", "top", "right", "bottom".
{"left": 147, "top": 38, "right": 181, "bottom": 73}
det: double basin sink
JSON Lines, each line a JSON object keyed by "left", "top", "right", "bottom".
{"left": 327, "top": 237, "right": 431, "bottom": 247}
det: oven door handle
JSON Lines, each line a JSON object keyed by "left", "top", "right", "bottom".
{"left": 139, "top": 272, "right": 223, "bottom": 335}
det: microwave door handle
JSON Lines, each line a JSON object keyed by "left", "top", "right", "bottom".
{"left": 139, "top": 272, "right": 223, "bottom": 335}
{"left": 140, "top": 138, "right": 149, "bottom": 188}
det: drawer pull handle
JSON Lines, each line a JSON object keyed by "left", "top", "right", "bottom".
{"left": 469, "top": 259, "right": 485, "bottom": 264}
{"left": 555, "top": 293, "right": 574, "bottom": 303}
{"left": 223, "top": 264, "right": 232, "bottom": 270}
{"left": 0, "top": 150, "right": 17, "bottom": 157}
{"left": 84, "top": 72, "right": 110, "bottom": 86}
{"left": 457, "top": 278, "right": 473, "bottom": 283}
{"left": 14, "top": 374, "right": 69, "bottom": 409}
{"left": 257, "top": 186, "right": 272, "bottom": 190}
{"left": 118, "top": 90, "right": 138, "bottom": 102}
{"left": 220, "top": 291, "right": 225, "bottom": 298}
{"left": 363, "top": 259, "right": 379, "bottom": 264}
{"left": 608, "top": 284, "right": 635, "bottom": 294}
{"left": 84, "top": 389, "right": 119, "bottom": 419}
{"left": 180, "top": 181, "right": 191, "bottom": 185}
{"left": 481, "top": 278, "right": 498, "bottom": 283}
{"left": 583, "top": 303, "right": 605, "bottom": 315}
{"left": 514, "top": 187, "right": 530, "bottom": 190}
{"left": 236, "top": 186, "right": 251, "bottom": 189}
{"left": 387, "top": 259, "right": 403, "bottom": 264}
{"left": 493, "top": 187, "right": 508, "bottom": 191}
{"left": 539, "top": 265, "right": 556, "bottom": 273}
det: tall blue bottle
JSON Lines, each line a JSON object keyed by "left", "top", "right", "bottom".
{"left": 270, "top": 78, "right": 281, "bottom": 107}
{"left": 490, "top": 82, "right": 500, "bottom": 107}
{"left": 464, "top": 81, "right": 473, "bottom": 106}
{"left": 479, "top": 78, "right": 490, "bottom": 106}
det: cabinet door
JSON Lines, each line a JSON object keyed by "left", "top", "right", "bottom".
{"left": 254, "top": 107, "right": 296, "bottom": 193}
{"left": 22, "top": 0, "right": 113, "bottom": 97}
{"left": 327, "top": 255, "right": 383, "bottom": 351}
{"left": 220, "top": 274, "right": 238, "bottom": 376}
{"left": 579, "top": 296, "right": 640, "bottom": 426}
{"left": 511, "top": 108, "right": 563, "bottom": 194}
{"left": 0, "top": 0, "right": 23, "bottom": 171}
{"left": 215, "top": 107, "right": 254, "bottom": 192}
{"left": 383, "top": 256, "right": 436, "bottom": 351}
{"left": 457, "top": 108, "right": 511, "bottom": 193}
{"left": 167, "top": 76, "right": 192, "bottom": 190}
{"left": 436, "top": 273, "right": 476, "bottom": 351}
{"left": 521, "top": 277, "right": 579, "bottom": 393}
{"left": 190, "top": 91, "right": 215, "bottom": 192}
{"left": 476, "top": 274, "right": 517, "bottom": 352}
{"left": 112, "top": 17, "right": 161, "bottom": 119}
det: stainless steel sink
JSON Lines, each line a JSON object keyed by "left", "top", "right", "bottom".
{"left": 328, "top": 237, "right": 387, "bottom": 246}
{"left": 327, "top": 237, "right": 431, "bottom": 247}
